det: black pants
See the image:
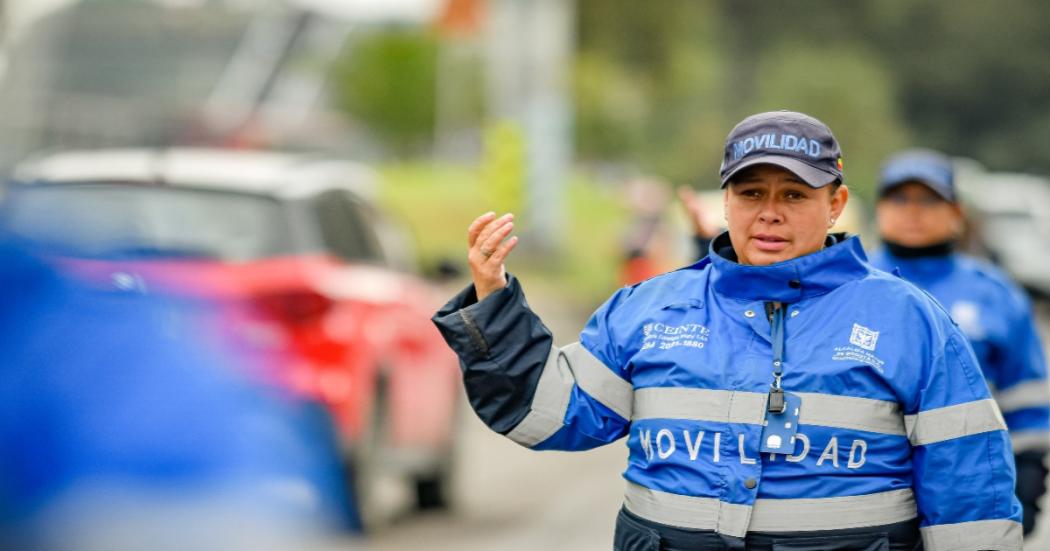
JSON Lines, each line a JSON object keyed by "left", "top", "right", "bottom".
{"left": 1016, "top": 451, "right": 1049, "bottom": 536}
{"left": 613, "top": 507, "right": 922, "bottom": 551}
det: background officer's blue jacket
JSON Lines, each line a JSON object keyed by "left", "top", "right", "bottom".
{"left": 434, "top": 234, "right": 1023, "bottom": 550}
{"left": 871, "top": 249, "right": 1050, "bottom": 455}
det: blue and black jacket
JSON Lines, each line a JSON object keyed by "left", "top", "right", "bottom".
{"left": 434, "top": 234, "right": 1023, "bottom": 550}
{"left": 870, "top": 248, "right": 1050, "bottom": 455}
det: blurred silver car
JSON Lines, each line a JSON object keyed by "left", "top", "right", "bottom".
{"left": 957, "top": 161, "right": 1050, "bottom": 299}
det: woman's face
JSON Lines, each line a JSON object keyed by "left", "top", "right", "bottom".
{"left": 724, "top": 164, "right": 848, "bottom": 266}
{"left": 876, "top": 181, "right": 962, "bottom": 247}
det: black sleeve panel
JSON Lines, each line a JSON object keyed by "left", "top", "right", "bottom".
{"left": 431, "top": 275, "right": 554, "bottom": 435}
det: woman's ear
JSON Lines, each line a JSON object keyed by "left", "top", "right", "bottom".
{"left": 723, "top": 188, "right": 730, "bottom": 222}
{"left": 830, "top": 184, "right": 849, "bottom": 224}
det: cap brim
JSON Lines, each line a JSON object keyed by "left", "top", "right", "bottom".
{"left": 721, "top": 156, "right": 839, "bottom": 188}
{"left": 879, "top": 174, "right": 954, "bottom": 201}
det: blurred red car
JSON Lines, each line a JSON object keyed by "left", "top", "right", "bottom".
{"left": 3, "top": 148, "right": 462, "bottom": 521}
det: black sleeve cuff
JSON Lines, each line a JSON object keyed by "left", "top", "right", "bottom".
{"left": 430, "top": 274, "right": 555, "bottom": 435}
{"left": 432, "top": 275, "right": 527, "bottom": 363}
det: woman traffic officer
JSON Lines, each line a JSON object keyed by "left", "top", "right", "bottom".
{"left": 433, "top": 111, "right": 1022, "bottom": 550}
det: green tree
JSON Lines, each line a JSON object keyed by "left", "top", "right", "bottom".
{"left": 746, "top": 42, "right": 912, "bottom": 199}
{"left": 864, "top": 0, "right": 1050, "bottom": 173}
{"left": 331, "top": 30, "right": 440, "bottom": 156}
{"left": 572, "top": 52, "right": 649, "bottom": 160}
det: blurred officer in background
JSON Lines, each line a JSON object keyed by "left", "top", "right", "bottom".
{"left": 434, "top": 111, "right": 1022, "bottom": 550}
{"left": 871, "top": 149, "right": 1050, "bottom": 536}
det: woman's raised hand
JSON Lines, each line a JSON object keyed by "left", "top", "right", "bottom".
{"left": 466, "top": 212, "right": 519, "bottom": 301}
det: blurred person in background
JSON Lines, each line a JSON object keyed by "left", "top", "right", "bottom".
{"left": 870, "top": 149, "right": 1050, "bottom": 536}
{"left": 0, "top": 237, "right": 356, "bottom": 550}
{"left": 619, "top": 181, "right": 722, "bottom": 286}
{"left": 433, "top": 111, "right": 1022, "bottom": 550}
{"left": 618, "top": 178, "right": 677, "bottom": 286}
{"left": 678, "top": 185, "right": 724, "bottom": 260}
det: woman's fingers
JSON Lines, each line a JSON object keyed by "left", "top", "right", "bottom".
{"left": 474, "top": 213, "right": 513, "bottom": 252}
{"left": 466, "top": 212, "right": 516, "bottom": 301}
{"left": 487, "top": 235, "right": 519, "bottom": 264}
{"left": 478, "top": 220, "right": 515, "bottom": 260}
{"left": 467, "top": 211, "right": 496, "bottom": 247}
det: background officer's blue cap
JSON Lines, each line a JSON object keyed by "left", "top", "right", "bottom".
{"left": 878, "top": 149, "right": 956, "bottom": 202}
{"left": 719, "top": 110, "right": 844, "bottom": 188}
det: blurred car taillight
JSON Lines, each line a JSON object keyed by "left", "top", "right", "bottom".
{"left": 257, "top": 289, "right": 333, "bottom": 325}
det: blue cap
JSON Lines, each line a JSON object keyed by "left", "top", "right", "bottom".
{"left": 879, "top": 149, "right": 955, "bottom": 201}
{"left": 719, "top": 111, "right": 844, "bottom": 188}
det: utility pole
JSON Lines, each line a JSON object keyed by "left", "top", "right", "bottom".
{"left": 0, "top": 0, "right": 9, "bottom": 81}
{"left": 484, "top": 0, "right": 574, "bottom": 255}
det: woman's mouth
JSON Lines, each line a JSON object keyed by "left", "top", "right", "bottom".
{"left": 752, "top": 234, "right": 790, "bottom": 252}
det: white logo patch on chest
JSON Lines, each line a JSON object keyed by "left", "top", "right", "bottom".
{"left": 849, "top": 323, "right": 879, "bottom": 351}
{"left": 832, "top": 323, "right": 886, "bottom": 373}
{"left": 641, "top": 322, "right": 710, "bottom": 351}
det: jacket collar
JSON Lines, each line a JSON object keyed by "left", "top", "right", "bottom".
{"left": 708, "top": 231, "right": 872, "bottom": 302}
{"left": 875, "top": 247, "right": 959, "bottom": 282}
{"left": 883, "top": 239, "right": 954, "bottom": 259}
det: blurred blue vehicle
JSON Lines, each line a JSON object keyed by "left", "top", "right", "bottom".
{"left": 0, "top": 237, "right": 359, "bottom": 549}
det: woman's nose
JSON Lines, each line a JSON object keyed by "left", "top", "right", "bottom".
{"left": 757, "top": 199, "right": 783, "bottom": 224}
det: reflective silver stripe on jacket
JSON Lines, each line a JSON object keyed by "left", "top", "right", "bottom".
{"left": 624, "top": 482, "right": 916, "bottom": 537}
{"left": 633, "top": 388, "right": 906, "bottom": 436}
{"left": 920, "top": 519, "right": 1023, "bottom": 551}
{"left": 506, "top": 342, "right": 631, "bottom": 447}
{"left": 795, "top": 392, "right": 906, "bottom": 435}
{"left": 623, "top": 481, "right": 751, "bottom": 537}
{"left": 632, "top": 388, "right": 767, "bottom": 425}
{"left": 995, "top": 380, "right": 1050, "bottom": 413}
{"left": 1010, "top": 430, "right": 1050, "bottom": 453}
{"left": 564, "top": 342, "right": 633, "bottom": 420}
{"left": 904, "top": 399, "right": 1007, "bottom": 447}
{"left": 748, "top": 488, "right": 916, "bottom": 532}
{"left": 506, "top": 347, "right": 575, "bottom": 447}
